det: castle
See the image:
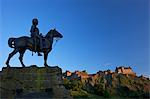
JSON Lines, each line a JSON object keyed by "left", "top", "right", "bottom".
{"left": 63, "top": 70, "right": 89, "bottom": 80}
{"left": 63, "top": 66, "right": 136, "bottom": 80}
{"left": 115, "top": 66, "right": 136, "bottom": 76}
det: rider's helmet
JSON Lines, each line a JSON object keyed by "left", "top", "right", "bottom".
{"left": 32, "top": 18, "right": 38, "bottom": 25}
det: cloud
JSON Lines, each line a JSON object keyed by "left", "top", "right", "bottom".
{"left": 103, "top": 63, "right": 112, "bottom": 66}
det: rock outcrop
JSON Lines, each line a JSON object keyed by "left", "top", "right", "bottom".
{"left": 0, "top": 65, "right": 72, "bottom": 99}
{"left": 63, "top": 66, "right": 150, "bottom": 98}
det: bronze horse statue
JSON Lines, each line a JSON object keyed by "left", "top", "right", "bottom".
{"left": 6, "top": 29, "right": 63, "bottom": 67}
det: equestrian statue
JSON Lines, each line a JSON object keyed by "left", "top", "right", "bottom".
{"left": 5, "top": 18, "right": 63, "bottom": 67}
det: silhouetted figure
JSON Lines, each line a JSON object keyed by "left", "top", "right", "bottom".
{"left": 5, "top": 29, "right": 63, "bottom": 67}
{"left": 30, "top": 18, "right": 42, "bottom": 56}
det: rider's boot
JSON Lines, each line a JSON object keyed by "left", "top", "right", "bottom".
{"left": 38, "top": 52, "right": 42, "bottom": 56}
{"left": 35, "top": 45, "right": 42, "bottom": 56}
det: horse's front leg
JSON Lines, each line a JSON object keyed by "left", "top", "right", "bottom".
{"left": 6, "top": 49, "right": 18, "bottom": 67}
{"left": 19, "top": 50, "right": 26, "bottom": 67}
{"left": 44, "top": 52, "right": 48, "bottom": 67}
{"left": 44, "top": 50, "right": 50, "bottom": 67}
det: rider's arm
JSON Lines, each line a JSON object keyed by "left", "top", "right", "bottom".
{"left": 30, "top": 25, "right": 35, "bottom": 37}
{"left": 30, "top": 25, "right": 35, "bottom": 33}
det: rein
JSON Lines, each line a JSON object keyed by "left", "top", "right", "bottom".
{"left": 53, "top": 38, "right": 60, "bottom": 48}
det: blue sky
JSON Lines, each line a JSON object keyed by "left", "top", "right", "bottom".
{"left": 0, "top": 0, "right": 149, "bottom": 76}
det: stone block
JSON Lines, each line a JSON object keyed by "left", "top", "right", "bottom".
{"left": 0, "top": 66, "right": 72, "bottom": 99}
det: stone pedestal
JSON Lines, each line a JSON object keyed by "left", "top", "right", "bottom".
{"left": 0, "top": 65, "right": 72, "bottom": 99}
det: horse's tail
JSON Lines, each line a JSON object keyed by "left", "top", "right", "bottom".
{"left": 8, "top": 38, "right": 16, "bottom": 48}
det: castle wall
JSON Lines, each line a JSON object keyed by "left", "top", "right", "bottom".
{"left": 66, "top": 71, "right": 72, "bottom": 76}
{"left": 116, "top": 67, "right": 136, "bottom": 76}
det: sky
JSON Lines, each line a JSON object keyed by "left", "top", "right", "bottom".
{"left": 0, "top": 0, "right": 149, "bottom": 76}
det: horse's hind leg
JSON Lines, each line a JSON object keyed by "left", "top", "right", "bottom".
{"left": 19, "top": 50, "right": 26, "bottom": 67}
{"left": 6, "top": 49, "right": 18, "bottom": 67}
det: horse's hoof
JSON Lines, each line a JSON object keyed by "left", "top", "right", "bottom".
{"left": 22, "top": 65, "right": 26, "bottom": 67}
{"left": 6, "top": 62, "right": 10, "bottom": 67}
{"left": 7, "top": 65, "right": 10, "bottom": 68}
{"left": 44, "top": 64, "right": 49, "bottom": 67}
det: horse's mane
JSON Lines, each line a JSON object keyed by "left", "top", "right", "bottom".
{"left": 45, "top": 30, "right": 52, "bottom": 38}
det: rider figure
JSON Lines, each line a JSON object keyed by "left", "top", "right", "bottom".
{"left": 30, "top": 18, "right": 42, "bottom": 56}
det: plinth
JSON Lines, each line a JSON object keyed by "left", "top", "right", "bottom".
{"left": 0, "top": 65, "right": 72, "bottom": 99}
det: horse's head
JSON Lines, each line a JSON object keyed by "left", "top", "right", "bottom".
{"left": 46, "top": 29, "right": 63, "bottom": 39}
